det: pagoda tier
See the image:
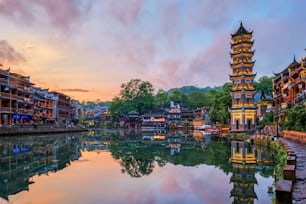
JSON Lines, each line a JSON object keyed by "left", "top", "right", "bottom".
{"left": 230, "top": 50, "right": 254, "bottom": 58}
{"left": 230, "top": 61, "right": 255, "bottom": 69}
{"left": 229, "top": 22, "right": 257, "bottom": 133}
{"left": 231, "top": 41, "right": 254, "bottom": 49}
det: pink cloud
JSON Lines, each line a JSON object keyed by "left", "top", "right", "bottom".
{"left": 107, "top": 0, "right": 144, "bottom": 25}
{"left": 0, "top": 0, "right": 92, "bottom": 31}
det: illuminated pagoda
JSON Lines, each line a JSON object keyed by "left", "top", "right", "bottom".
{"left": 229, "top": 22, "right": 257, "bottom": 133}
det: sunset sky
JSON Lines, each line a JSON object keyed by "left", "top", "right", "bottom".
{"left": 0, "top": 0, "right": 305, "bottom": 102}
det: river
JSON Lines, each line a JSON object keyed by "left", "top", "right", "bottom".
{"left": 0, "top": 129, "right": 276, "bottom": 204}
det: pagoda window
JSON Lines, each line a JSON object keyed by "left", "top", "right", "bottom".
{"left": 247, "top": 120, "right": 251, "bottom": 129}
{"left": 236, "top": 120, "right": 239, "bottom": 129}
{"left": 248, "top": 143, "right": 252, "bottom": 153}
{"left": 246, "top": 99, "right": 249, "bottom": 104}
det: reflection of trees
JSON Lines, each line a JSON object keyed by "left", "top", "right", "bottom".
{"left": 104, "top": 130, "right": 276, "bottom": 179}
{"left": 109, "top": 141, "right": 167, "bottom": 177}
{"left": 164, "top": 138, "right": 233, "bottom": 174}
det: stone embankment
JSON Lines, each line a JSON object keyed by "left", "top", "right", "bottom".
{"left": 0, "top": 125, "right": 87, "bottom": 136}
{"left": 278, "top": 137, "right": 306, "bottom": 204}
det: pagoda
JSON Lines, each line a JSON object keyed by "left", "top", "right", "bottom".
{"left": 229, "top": 22, "right": 257, "bottom": 133}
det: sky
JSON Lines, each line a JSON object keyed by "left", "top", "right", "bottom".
{"left": 0, "top": 0, "right": 305, "bottom": 102}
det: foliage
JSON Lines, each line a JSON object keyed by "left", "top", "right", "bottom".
{"left": 169, "top": 90, "right": 189, "bottom": 105}
{"left": 281, "top": 103, "right": 306, "bottom": 132}
{"left": 209, "top": 83, "right": 232, "bottom": 124}
{"left": 155, "top": 89, "right": 170, "bottom": 107}
{"left": 109, "top": 79, "right": 156, "bottom": 120}
{"left": 254, "top": 76, "right": 273, "bottom": 93}
{"left": 188, "top": 91, "right": 211, "bottom": 109}
{"left": 168, "top": 85, "right": 220, "bottom": 94}
{"left": 258, "top": 112, "right": 274, "bottom": 130}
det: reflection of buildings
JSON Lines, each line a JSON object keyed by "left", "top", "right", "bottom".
{"left": 230, "top": 140, "right": 276, "bottom": 203}
{"left": 167, "top": 136, "right": 181, "bottom": 155}
{"left": 231, "top": 140, "right": 256, "bottom": 164}
{"left": 141, "top": 114, "right": 166, "bottom": 131}
{"left": 0, "top": 134, "right": 81, "bottom": 200}
{"left": 229, "top": 23, "right": 257, "bottom": 133}
{"left": 230, "top": 140, "right": 257, "bottom": 203}
{"left": 230, "top": 163, "right": 257, "bottom": 204}
{"left": 193, "top": 130, "right": 212, "bottom": 150}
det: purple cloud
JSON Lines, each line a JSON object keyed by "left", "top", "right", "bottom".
{"left": 0, "top": 0, "right": 92, "bottom": 31}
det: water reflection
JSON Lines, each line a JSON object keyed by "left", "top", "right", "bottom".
{"left": 0, "top": 134, "right": 82, "bottom": 200}
{"left": 0, "top": 130, "right": 277, "bottom": 203}
{"left": 230, "top": 140, "right": 276, "bottom": 203}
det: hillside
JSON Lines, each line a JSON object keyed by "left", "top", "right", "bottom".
{"left": 168, "top": 85, "right": 221, "bottom": 94}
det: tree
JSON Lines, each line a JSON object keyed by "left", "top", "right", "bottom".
{"left": 258, "top": 112, "right": 274, "bottom": 130}
{"left": 254, "top": 76, "right": 273, "bottom": 93}
{"left": 209, "top": 83, "right": 232, "bottom": 124}
{"left": 109, "top": 79, "right": 156, "bottom": 120}
{"left": 155, "top": 89, "right": 170, "bottom": 107}
{"left": 169, "top": 90, "right": 189, "bottom": 106}
{"left": 188, "top": 91, "right": 209, "bottom": 109}
{"left": 281, "top": 104, "right": 306, "bottom": 132}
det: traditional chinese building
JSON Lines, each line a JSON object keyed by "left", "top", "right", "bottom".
{"left": 273, "top": 55, "right": 306, "bottom": 112}
{"left": 0, "top": 67, "right": 35, "bottom": 125}
{"left": 229, "top": 22, "right": 257, "bottom": 133}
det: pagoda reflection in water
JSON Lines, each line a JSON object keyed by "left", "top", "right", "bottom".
{"left": 230, "top": 140, "right": 257, "bottom": 204}
{"left": 230, "top": 138, "right": 276, "bottom": 204}
{"left": 0, "top": 134, "right": 81, "bottom": 200}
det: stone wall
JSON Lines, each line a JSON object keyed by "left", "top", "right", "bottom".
{"left": 283, "top": 130, "right": 306, "bottom": 143}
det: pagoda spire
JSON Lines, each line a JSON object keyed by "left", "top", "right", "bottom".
{"left": 232, "top": 21, "right": 252, "bottom": 36}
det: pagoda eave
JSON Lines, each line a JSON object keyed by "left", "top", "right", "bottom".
{"left": 231, "top": 41, "right": 254, "bottom": 48}
{"left": 229, "top": 74, "right": 256, "bottom": 78}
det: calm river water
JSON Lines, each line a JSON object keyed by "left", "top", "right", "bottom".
{"left": 0, "top": 129, "right": 276, "bottom": 204}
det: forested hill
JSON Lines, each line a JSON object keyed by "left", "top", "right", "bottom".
{"left": 168, "top": 85, "right": 221, "bottom": 94}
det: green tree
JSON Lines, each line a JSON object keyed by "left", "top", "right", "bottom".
{"left": 281, "top": 104, "right": 306, "bottom": 132}
{"left": 155, "top": 89, "right": 170, "bottom": 107}
{"left": 258, "top": 112, "right": 274, "bottom": 130}
{"left": 254, "top": 76, "right": 273, "bottom": 93}
{"left": 109, "top": 79, "right": 156, "bottom": 120}
{"left": 209, "top": 83, "right": 232, "bottom": 124}
{"left": 169, "top": 90, "right": 189, "bottom": 106}
{"left": 188, "top": 91, "right": 209, "bottom": 109}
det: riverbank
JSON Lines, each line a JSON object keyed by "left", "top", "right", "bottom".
{"left": 280, "top": 138, "right": 306, "bottom": 204}
{"left": 0, "top": 125, "right": 88, "bottom": 136}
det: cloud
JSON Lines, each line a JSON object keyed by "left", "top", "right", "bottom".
{"left": 188, "top": 33, "right": 229, "bottom": 85}
{"left": 59, "top": 88, "right": 90, "bottom": 92}
{"left": 0, "top": 40, "right": 27, "bottom": 65}
{"left": 106, "top": 0, "right": 144, "bottom": 25}
{"left": 0, "top": 0, "right": 93, "bottom": 31}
